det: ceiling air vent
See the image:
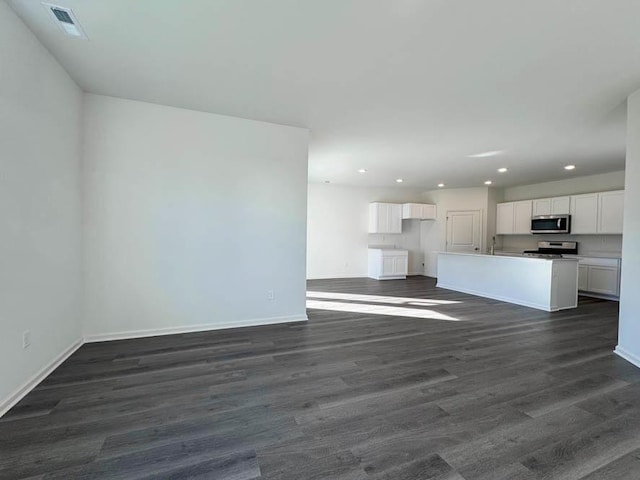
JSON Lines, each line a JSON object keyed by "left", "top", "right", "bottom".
{"left": 42, "top": 3, "right": 88, "bottom": 39}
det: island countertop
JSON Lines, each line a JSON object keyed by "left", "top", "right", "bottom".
{"left": 438, "top": 251, "right": 579, "bottom": 262}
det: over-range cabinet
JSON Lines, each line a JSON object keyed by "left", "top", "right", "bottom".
{"left": 496, "top": 190, "right": 624, "bottom": 235}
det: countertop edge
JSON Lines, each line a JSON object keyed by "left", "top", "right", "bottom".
{"left": 438, "top": 252, "right": 579, "bottom": 262}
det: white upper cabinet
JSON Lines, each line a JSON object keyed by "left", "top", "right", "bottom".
{"left": 513, "top": 201, "right": 533, "bottom": 234}
{"left": 369, "top": 202, "right": 402, "bottom": 234}
{"left": 496, "top": 202, "right": 515, "bottom": 234}
{"left": 533, "top": 196, "right": 571, "bottom": 216}
{"left": 551, "top": 196, "right": 571, "bottom": 215}
{"left": 571, "top": 191, "right": 624, "bottom": 234}
{"left": 496, "top": 201, "right": 532, "bottom": 235}
{"left": 571, "top": 193, "right": 599, "bottom": 234}
{"left": 402, "top": 203, "right": 437, "bottom": 220}
{"left": 498, "top": 190, "right": 623, "bottom": 236}
{"left": 532, "top": 198, "right": 551, "bottom": 216}
{"left": 597, "top": 190, "right": 624, "bottom": 234}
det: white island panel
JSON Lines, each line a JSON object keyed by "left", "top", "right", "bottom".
{"left": 437, "top": 252, "right": 578, "bottom": 312}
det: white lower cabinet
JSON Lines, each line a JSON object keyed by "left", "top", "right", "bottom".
{"left": 578, "top": 265, "right": 589, "bottom": 291}
{"left": 368, "top": 248, "right": 408, "bottom": 280}
{"left": 587, "top": 266, "right": 619, "bottom": 296}
{"left": 576, "top": 257, "right": 620, "bottom": 299}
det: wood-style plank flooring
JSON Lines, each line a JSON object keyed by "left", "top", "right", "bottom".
{"left": 2, "top": 276, "right": 640, "bottom": 479}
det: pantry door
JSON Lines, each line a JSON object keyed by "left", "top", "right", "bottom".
{"left": 446, "top": 210, "right": 483, "bottom": 253}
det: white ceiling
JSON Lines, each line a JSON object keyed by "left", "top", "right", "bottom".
{"left": 9, "top": 0, "right": 639, "bottom": 188}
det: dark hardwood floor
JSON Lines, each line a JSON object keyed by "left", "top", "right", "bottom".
{"left": 2, "top": 276, "right": 640, "bottom": 479}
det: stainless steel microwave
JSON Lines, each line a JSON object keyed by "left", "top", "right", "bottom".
{"left": 530, "top": 215, "right": 571, "bottom": 234}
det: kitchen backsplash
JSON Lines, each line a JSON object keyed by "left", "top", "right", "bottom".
{"left": 501, "top": 234, "right": 622, "bottom": 256}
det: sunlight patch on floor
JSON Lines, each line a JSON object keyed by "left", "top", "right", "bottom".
{"left": 306, "top": 291, "right": 461, "bottom": 307}
{"left": 306, "top": 299, "right": 461, "bottom": 321}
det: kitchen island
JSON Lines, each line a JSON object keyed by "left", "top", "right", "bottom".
{"left": 437, "top": 252, "right": 579, "bottom": 312}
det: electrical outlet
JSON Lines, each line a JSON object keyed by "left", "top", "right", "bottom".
{"left": 268, "top": 290, "right": 275, "bottom": 301}
{"left": 22, "top": 330, "right": 31, "bottom": 349}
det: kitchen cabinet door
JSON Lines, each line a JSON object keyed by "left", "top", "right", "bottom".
{"left": 402, "top": 203, "right": 423, "bottom": 220}
{"left": 587, "top": 266, "right": 619, "bottom": 296}
{"left": 571, "top": 194, "right": 598, "bottom": 234}
{"left": 382, "top": 256, "right": 396, "bottom": 276}
{"left": 513, "top": 201, "right": 533, "bottom": 234}
{"left": 551, "top": 196, "right": 571, "bottom": 215}
{"left": 401, "top": 203, "right": 437, "bottom": 220}
{"left": 577, "top": 257, "right": 620, "bottom": 298}
{"left": 392, "top": 255, "right": 408, "bottom": 275}
{"left": 421, "top": 204, "right": 437, "bottom": 220}
{"left": 533, "top": 198, "right": 551, "bottom": 216}
{"left": 369, "top": 203, "right": 402, "bottom": 233}
{"left": 597, "top": 190, "right": 624, "bottom": 234}
{"left": 578, "top": 265, "right": 589, "bottom": 291}
{"left": 388, "top": 204, "right": 402, "bottom": 232}
{"left": 369, "top": 203, "right": 380, "bottom": 233}
{"left": 496, "top": 203, "right": 515, "bottom": 234}
{"left": 369, "top": 249, "right": 408, "bottom": 280}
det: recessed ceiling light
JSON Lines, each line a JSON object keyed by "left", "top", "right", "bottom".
{"left": 358, "top": 168, "right": 367, "bottom": 173}
{"left": 468, "top": 150, "right": 503, "bottom": 158}
{"left": 498, "top": 167, "right": 508, "bottom": 173}
{"left": 324, "top": 180, "right": 331, "bottom": 184}
{"left": 396, "top": 178, "right": 404, "bottom": 183}
{"left": 564, "top": 165, "right": 576, "bottom": 170}
{"left": 437, "top": 183, "right": 445, "bottom": 188}
{"left": 484, "top": 180, "right": 493, "bottom": 185}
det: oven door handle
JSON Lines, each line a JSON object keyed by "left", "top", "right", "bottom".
{"left": 557, "top": 218, "right": 562, "bottom": 228}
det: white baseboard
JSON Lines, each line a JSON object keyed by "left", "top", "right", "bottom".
{"left": 84, "top": 314, "right": 308, "bottom": 343}
{"left": 307, "top": 273, "right": 426, "bottom": 280}
{"left": 579, "top": 291, "right": 620, "bottom": 302}
{"left": 307, "top": 274, "right": 368, "bottom": 280}
{"left": 0, "top": 338, "right": 83, "bottom": 418}
{"left": 614, "top": 346, "right": 640, "bottom": 369}
{"left": 436, "top": 283, "right": 553, "bottom": 312}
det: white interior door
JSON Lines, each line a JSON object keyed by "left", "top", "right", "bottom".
{"left": 446, "top": 210, "right": 482, "bottom": 253}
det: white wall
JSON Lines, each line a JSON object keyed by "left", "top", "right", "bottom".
{"left": 307, "top": 184, "right": 426, "bottom": 279}
{"left": 617, "top": 89, "right": 640, "bottom": 368}
{"left": 500, "top": 172, "right": 625, "bottom": 255}
{"left": 0, "top": 3, "right": 83, "bottom": 412}
{"left": 421, "top": 187, "right": 491, "bottom": 277}
{"left": 83, "top": 95, "right": 309, "bottom": 339}
{"left": 503, "top": 170, "right": 625, "bottom": 201}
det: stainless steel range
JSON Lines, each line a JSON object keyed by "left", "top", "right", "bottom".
{"left": 523, "top": 241, "right": 578, "bottom": 258}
